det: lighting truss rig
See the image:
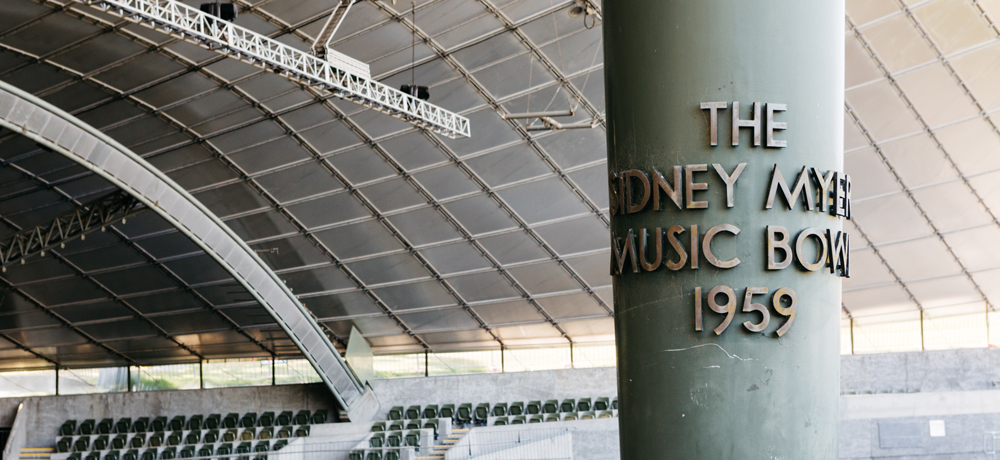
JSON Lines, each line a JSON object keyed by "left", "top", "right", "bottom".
{"left": 0, "top": 190, "right": 145, "bottom": 270}
{"left": 76, "top": 0, "right": 471, "bottom": 139}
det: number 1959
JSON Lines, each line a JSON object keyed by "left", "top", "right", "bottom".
{"left": 694, "top": 286, "right": 798, "bottom": 337}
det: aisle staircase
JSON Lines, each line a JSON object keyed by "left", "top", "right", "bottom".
{"left": 19, "top": 447, "right": 53, "bottom": 459}
{"left": 421, "top": 428, "right": 468, "bottom": 460}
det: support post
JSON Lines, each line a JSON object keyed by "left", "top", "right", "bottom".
{"left": 199, "top": 360, "right": 204, "bottom": 390}
{"left": 604, "top": 1, "right": 844, "bottom": 457}
{"left": 424, "top": 350, "right": 429, "bottom": 377}
{"left": 54, "top": 366, "right": 59, "bottom": 396}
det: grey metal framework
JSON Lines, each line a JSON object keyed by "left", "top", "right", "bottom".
{"left": 0, "top": 80, "right": 373, "bottom": 416}
{"left": 0, "top": 189, "right": 144, "bottom": 268}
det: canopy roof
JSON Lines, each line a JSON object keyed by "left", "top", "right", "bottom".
{"left": 0, "top": 0, "right": 998, "bottom": 369}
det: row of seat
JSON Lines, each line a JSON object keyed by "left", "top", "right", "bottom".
{"left": 370, "top": 419, "right": 441, "bottom": 437}
{"left": 59, "top": 411, "right": 328, "bottom": 436}
{"left": 63, "top": 440, "right": 286, "bottom": 460}
{"left": 493, "top": 410, "right": 618, "bottom": 425}
{"left": 56, "top": 427, "right": 309, "bottom": 453}
{"left": 388, "top": 397, "right": 618, "bottom": 423}
{"left": 349, "top": 449, "right": 403, "bottom": 460}
{"left": 366, "top": 430, "right": 422, "bottom": 448}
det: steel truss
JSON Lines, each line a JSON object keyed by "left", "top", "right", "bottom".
{"left": 76, "top": 0, "right": 471, "bottom": 139}
{"left": 0, "top": 189, "right": 145, "bottom": 269}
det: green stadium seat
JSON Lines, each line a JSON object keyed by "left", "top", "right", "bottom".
{"left": 577, "top": 398, "right": 592, "bottom": 412}
{"left": 80, "top": 419, "right": 97, "bottom": 435}
{"left": 67, "top": 453, "right": 81, "bottom": 460}
{"left": 388, "top": 421, "right": 404, "bottom": 432}
{"left": 223, "top": 413, "right": 239, "bottom": 429}
{"left": 129, "top": 434, "right": 145, "bottom": 449}
{"left": 545, "top": 414, "right": 560, "bottom": 422}
{"left": 404, "top": 430, "right": 420, "bottom": 447}
{"left": 61, "top": 421, "right": 78, "bottom": 436}
{"left": 240, "top": 429, "right": 255, "bottom": 441}
{"left": 205, "top": 414, "right": 221, "bottom": 430}
{"left": 122, "top": 449, "right": 139, "bottom": 460}
{"left": 272, "top": 440, "right": 288, "bottom": 451}
{"left": 196, "top": 445, "right": 213, "bottom": 458}
{"left": 492, "top": 402, "right": 508, "bottom": 416}
{"left": 160, "top": 446, "right": 176, "bottom": 459}
{"left": 166, "top": 431, "right": 182, "bottom": 446}
{"left": 236, "top": 441, "right": 252, "bottom": 456}
{"left": 166, "top": 417, "right": 182, "bottom": 432}
{"left": 139, "top": 450, "right": 155, "bottom": 460}
{"left": 179, "top": 446, "right": 195, "bottom": 459}
{"left": 184, "top": 430, "right": 200, "bottom": 445}
{"left": 612, "top": 397, "right": 618, "bottom": 410}
{"left": 456, "top": 403, "right": 472, "bottom": 422}
{"left": 405, "top": 406, "right": 420, "bottom": 420}
{"left": 511, "top": 416, "right": 526, "bottom": 425}
{"left": 562, "top": 412, "right": 578, "bottom": 421}
{"left": 349, "top": 450, "right": 364, "bottom": 460}
{"left": 258, "top": 411, "right": 275, "bottom": 427}
{"left": 581, "top": 411, "right": 596, "bottom": 420}
{"left": 276, "top": 411, "right": 293, "bottom": 426}
{"left": 104, "top": 450, "right": 120, "bottom": 460}
{"left": 509, "top": 401, "right": 524, "bottom": 416}
{"left": 370, "top": 422, "right": 386, "bottom": 432}
{"left": 217, "top": 443, "right": 233, "bottom": 457}
{"left": 132, "top": 418, "right": 149, "bottom": 433}
{"left": 85, "top": 452, "right": 100, "bottom": 460}
{"left": 388, "top": 406, "right": 404, "bottom": 421}
{"left": 365, "top": 451, "right": 382, "bottom": 460}
{"left": 277, "top": 426, "right": 292, "bottom": 438}
{"left": 598, "top": 411, "right": 613, "bottom": 419}
{"left": 311, "top": 409, "right": 329, "bottom": 424}
{"left": 474, "top": 403, "right": 489, "bottom": 422}
{"left": 97, "top": 419, "right": 113, "bottom": 434}
{"left": 528, "top": 415, "right": 543, "bottom": 424}
{"left": 405, "top": 420, "right": 420, "bottom": 430}
{"left": 114, "top": 418, "right": 132, "bottom": 434}
{"left": 560, "top": 399, "right": 575, "bottom": 412}
{"left": 387, "top": 431, "right": 402, "bottom": 447}
{"left": 293, "top": 410, "right": 310, "bottom": 425}
{"left": 74, "top": 436, "right": 91, "bottom": 452}
{"left": 494, "top": 416, "right": 509, "bottom": 426}
{"left": 422, "top": 419, "right": 439, "bottom": 437}
{"left": 294, "top": 426, "right": 310, "bottom": 437}
{"left": 526, "top": 401, "right": 541, "bottom": 415}
{"left": 57, "top": 437, "right": 72, "bottom": 453}
{"left": 258, "top": 428, "right": 272, "bottom": 440}
{"left": 422, "top": 405, "right": 438, "bottom": 419}
{"left": 385, "top": 449, "right": 400, "bottom": 460}
{"left": 543, "top": 400, "right": 558, "bottom": 414}
{"left": 150, "top": 417, "right": 167, "bottom": 433}
{"left": 186, "top": 415, "right": 202, "bottom": 431}
{"left": 112, "top": 434, "right": 127, "bottom": 450}
{"left": 240, "top": 413, "right": 257, "bottom": 428}
{"left": 148, "top": 432, "right": 163, "bottom": 448}
{"left": 369, "top": 433, "right": 385, "bottom": 448}
{"left": 439, "top": 404, "right": 455, "bottom": 419}
{"left": 254, "top": 441, "right": 270, "bottom": 454}
{"left": 203, "top": 430, "right": 219, "bottom": 444}
{"left": 94, "top": 435, "right": 110, "bottom": 450}
{"left": 223, "top": 429, "right": 238, "bottom": 443}
{"left": 594, "top": 397, "right": 610, "bottom": 411}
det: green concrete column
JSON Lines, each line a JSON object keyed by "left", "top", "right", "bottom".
{"left": 604, "top": 1, "right": 845, "bottom": 458}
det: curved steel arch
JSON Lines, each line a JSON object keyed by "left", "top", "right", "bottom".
{"left": 0, "top": 79, "right": 378, "bottom": 420}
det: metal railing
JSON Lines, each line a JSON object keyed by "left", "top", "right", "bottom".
{"left": 76, "top": 0, "right": 471, "bottom": 138}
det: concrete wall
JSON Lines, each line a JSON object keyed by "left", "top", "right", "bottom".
{"left": 841, "top": 348, "right": 1000, "bottom": 394}
{"left": 0, "top": 383, "right": 338, "bottom": 448}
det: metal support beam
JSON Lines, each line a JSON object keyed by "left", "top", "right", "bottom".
{"left": 74, "top": 0, "right": 470, "bottom": 138}
{"left": 0, "top": 189, "right": 145, "bottom": 269}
